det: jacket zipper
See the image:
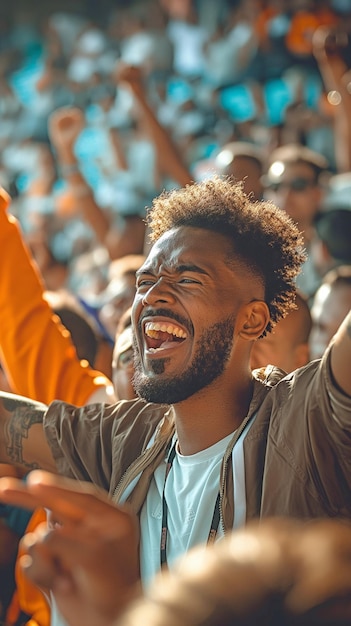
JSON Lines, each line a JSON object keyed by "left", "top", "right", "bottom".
{"left": 112, "top": 413, "right": 175, "bottom": 503}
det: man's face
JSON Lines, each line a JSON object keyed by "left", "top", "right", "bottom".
{"left": 264, "top": 162, "right": 322, "bottom": 233}
{"left": 131, "top": 226, "right": 256, "bottom": 404}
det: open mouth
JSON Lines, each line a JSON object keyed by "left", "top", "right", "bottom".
{"left": 144, "top": 321, "right": 187, "bottom": 352}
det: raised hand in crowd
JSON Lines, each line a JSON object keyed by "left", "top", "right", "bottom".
{"left": 313, "top": 24, "right": 351, "bottom": 172}
{"left": 48, "top": 107, "right": 146, "bottom": 260}
{"left": 115, "top": 62, "right": 193, "bottom": 189}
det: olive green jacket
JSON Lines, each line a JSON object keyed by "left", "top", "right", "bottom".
{"left": 44, "top": 345, "right": 351, "bottom": 529}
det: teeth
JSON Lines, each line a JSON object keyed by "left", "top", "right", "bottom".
{"left": 145, "top": 322, "right": 187, "bottom": 339}
{"left": 147, "top": 329, "right": 159, "bottom": 338}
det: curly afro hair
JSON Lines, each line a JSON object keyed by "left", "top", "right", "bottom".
{"left": 146, "top": 177, "right": 306, "bottom": 334}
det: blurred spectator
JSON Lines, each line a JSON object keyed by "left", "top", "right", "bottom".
{"left": 285, "top": 0, "right": 339, "bottom": 70}
{"left": 251, "top": 291, "right": 312, "bottom": 373}
{"left": 263, "top": 143, "right": 330, "bottom": 297}
{"left": 162, "top": 0, "right": 209, "bottom": 80}
{"left": 193, "top": 140, "right": 265, "bottom": 200}
{"left": 310, "top": 265, "right": 351, "bottom": 360}
{"left": 214, "top": 140, "right": 265, "bottom": 200}
{"left": 110, "top": 2, "right": 173, "bottom": 79}
{"left": 309, "top": 172, "right": 351, "bottom": 281}
{"left": 48, "top": 106, "right": 147, "bottom": 261}
{"left": 202, "top": 0, "right": 258, "bottom": 90}
{"left": 117, "top": 516, "right": 351, "bottom": 626}
{"left": 313, "top": 21, "right": 351, "bottom": 172}
{"left": 97, "top": 254, "right": 145, "bottom": 344}
{"left": 264, "top": 143, "right": 329, "bottom": 238}
{"left": 25, "top": 229, "right": 70, "bottom": 291}
{"left": 111, "top": 307, "right": 135, "bottom": 401}
{"left": 249, "top": 0, "right": 294, "bottom": 83}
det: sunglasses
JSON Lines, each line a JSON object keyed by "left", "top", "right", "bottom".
{"left": 268, "top": 178, "right": 317, "bottom": 192}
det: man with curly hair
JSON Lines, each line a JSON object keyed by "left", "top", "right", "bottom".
{"left": 0, "top": 177, "right": 350, "bottom": 626}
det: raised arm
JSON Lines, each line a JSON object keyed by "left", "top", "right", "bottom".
{"left": 115, "top": 63, "right": 193, "bottom": 188}
{"left": 313, "top": 26, "right": 351, "bottom": 173}
{"left": 49, "top": 107, "right": 111, "bottom": 242}
{"left": 330, "top": 310, "right": 351, "bottom": 397}
{"left": 0, "top": 393, "right": 56, "bottom": 472}
{"left": 48, "top": 108, "right": 146, "bottom": 260}
{"left": 0, "top": 188, "right": 115, "bottom": 406}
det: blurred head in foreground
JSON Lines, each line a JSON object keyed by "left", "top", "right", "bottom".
{"left": 118, "top": 517, "right": 351, "bottom": 626}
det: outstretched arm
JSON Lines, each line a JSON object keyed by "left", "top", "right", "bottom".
{"left": 0, "top": 393, "right": 56, "bottom": 472}
{"left": 0, "top": 471, "right": 140, "bottom": 626}
{"left": 330, "top": 310, "right": 351, "bottom": 397}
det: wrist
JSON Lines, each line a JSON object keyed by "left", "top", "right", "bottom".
{"left": 68, "top": 181, "right": 92, "bottom": 198}
{"left": 60, "top": 162, "right": 81, "bottom": 177}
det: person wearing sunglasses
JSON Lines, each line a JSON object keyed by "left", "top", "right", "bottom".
{"left": 263, "top": 143, "right": 330, "bottom": 298}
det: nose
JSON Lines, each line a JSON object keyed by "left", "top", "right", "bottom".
{"left": 141, "top": 278, "right": 176, "bottom": 306}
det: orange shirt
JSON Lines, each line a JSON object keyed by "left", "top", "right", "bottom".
{"left": 6, "top": 509, "right": 50, "bottom": 626}
{"left": 0, "top": 187, "right": 114, "bottom": 405}
{"left": 0, "top": 187, "right": 115, "bottom": 626}
{"left": 286, "top": 9, "right": 339, "bottom": 56}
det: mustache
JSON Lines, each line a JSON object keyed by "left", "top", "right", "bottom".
{"left": 138, "top": 307, "right": 193, "bottom": 335}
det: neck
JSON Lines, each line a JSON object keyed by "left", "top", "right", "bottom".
{"left": 172, "top": 370, "right": 253, "bottom": 456}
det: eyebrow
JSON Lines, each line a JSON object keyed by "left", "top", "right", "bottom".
{"left": 136, "top": 263, "right": 209, "bottom": 277}
{"left": 176, "top": 263, "right": 209, "bottom": 275}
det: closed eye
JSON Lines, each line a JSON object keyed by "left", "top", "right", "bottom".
{"left": 178, "top": 277, "right": 201, "bottom": 284}
{"left": 136, "top": 277, "right": 156, "bottom": 288}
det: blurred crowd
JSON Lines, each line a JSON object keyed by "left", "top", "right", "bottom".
{"left": 0, "top": 0, "right": 350, "bottom": 360}
{"left": 0, "top": 0, "right": 350, "bottom": 296}
{"left": 1, "top": 0, "right": 351, "bottom": 623}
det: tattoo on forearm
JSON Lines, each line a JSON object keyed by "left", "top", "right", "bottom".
{"left": 4, "top": 399, "right": 43, "bottom": 469}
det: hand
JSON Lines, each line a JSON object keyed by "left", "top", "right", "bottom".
{"left": 0, "top": 471, "right": 140, "bottom": 626}
{"left": 48, "top": 107, "right": 85, "bottom": 153}
{"left": 312, "top": 26, "right": 350, "bottom": 73}
{"left": 114, "top": 62, "right": 144, "bottom": 97}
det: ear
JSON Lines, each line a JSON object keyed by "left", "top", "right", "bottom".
{"left": 237, "top": 301, "right": 270, "bottom": 341}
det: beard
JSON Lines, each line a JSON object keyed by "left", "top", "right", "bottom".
{"left": 133, "top": 315, "right": 236, "bottom": 404}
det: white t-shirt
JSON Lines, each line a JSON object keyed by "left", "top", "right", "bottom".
{"left": 139, "top": 417, "right": 254, "bottom": 586}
